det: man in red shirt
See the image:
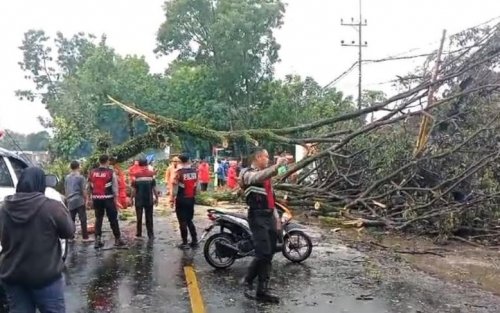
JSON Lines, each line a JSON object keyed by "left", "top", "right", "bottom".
{"left": 174, "top": 154, "right": 198, "bottom": 249}
{"left": 197, "top": 159, "right": 210, "bottom": 192}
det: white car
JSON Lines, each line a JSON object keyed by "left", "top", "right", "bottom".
{"left": 0, "top": 148, "right": 68, "bottom": 260}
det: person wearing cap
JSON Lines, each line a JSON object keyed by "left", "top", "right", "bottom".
{"left": 131, "top": 158, "right": 159, "bottom": 240}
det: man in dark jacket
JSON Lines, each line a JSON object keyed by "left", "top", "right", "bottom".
{"left": 0, "top": 167, "right": 75, "bottom": 313}
{"left": 239, "top": 148, "right": 287, "bottom": 303}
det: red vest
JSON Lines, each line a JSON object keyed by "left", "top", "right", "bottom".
{"left": 89, "top": 167, "right": 114, "bottom": 199}
{"left": 177, "top": 167, "right": 197, "bottom": 199}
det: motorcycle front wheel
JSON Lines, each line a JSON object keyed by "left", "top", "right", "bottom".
{"left": 203, "top": 233, "right": 237, "bottom": 269}
{"left": 282, "top": 230, "right": 313, "bottom": 263}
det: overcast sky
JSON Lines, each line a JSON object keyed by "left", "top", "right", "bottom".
{"left": 1, "top": 0, "right": 499, "bottom": 134}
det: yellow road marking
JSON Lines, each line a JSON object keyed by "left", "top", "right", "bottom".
{"left": 184, "top": 265, "right": 206, "bottom": 313}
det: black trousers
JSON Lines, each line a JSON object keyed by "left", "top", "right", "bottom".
{"left": 200, "top": 183, "right": 208, "bottom": 191}
{"left": 246, "top": 209, "right": 278, "bottom": 288}
{"left": 175, "top": 198, "right": 197, "bottom": 243}
{"left": 135, "top": 205, "right": 154, "bottom": 238}
{"left": 93, "top": 199, "right": 121, "bottom": 239}
{"left": 70, "top": 205, "right": 89, "bottom": 239}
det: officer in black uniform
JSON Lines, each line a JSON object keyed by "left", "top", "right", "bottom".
{"left": 239, "top": 147, "right": 287, "bottom": 303}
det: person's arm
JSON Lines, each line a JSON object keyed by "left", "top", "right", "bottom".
{"left": 111, "top": 172, "right": 121, "bottom": 209}
{"left": 152, "top": 179, "right": 159, "bottom": 206}
{"left": 80, "top": 176, "right": 88, "bottom": 207}
{"left": 51, "top": 200, "right": 76, "bottom": 239}
{"left": 130, "top": 181, "right": 136, "bottom": 206}
{"left": 64, "top": 176, "right": 69, "bottom": 198}
{"left": 242, "top": 164, "right": 279, "bottom": 186}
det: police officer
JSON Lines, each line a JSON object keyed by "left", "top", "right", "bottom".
{"left": 131, "top": 158, "right": 159, "bottom": 240}
{"left": 88, "top": 154, "right": 126, "bottom": 248}
{"left": 239, "top": 148, "right": 287, "bottom": 303}
{"left": 174, "top": 154, "right": 199, "bottom": 249}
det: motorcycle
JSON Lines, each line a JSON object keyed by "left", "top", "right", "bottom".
{"left": 200, "top": 202, "right": 313, "bottom": 269}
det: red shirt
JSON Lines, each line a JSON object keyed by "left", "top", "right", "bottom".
{"left": 227, "top": 166, "right": 237, "bottom": 189}
{"left": 197, "top": 163, "right": 210, "bottom": 183}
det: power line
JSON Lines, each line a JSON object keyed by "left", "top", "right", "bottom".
{"left": 325, "top": 15, "right": 500, "bottom": 90}
{"left": 340, "top": 0, "right": 367, "bottom": 110}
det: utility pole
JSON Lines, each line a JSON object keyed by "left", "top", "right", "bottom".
{"left": 341, "top": 0, "right": 367, "bottom": 110}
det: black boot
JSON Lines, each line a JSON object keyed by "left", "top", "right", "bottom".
{"left": 242, "top": 258, "right": 259, "bottom": 298}
{"left": 242, "top": 262, "right": 257, "bottom": 298}
{"left": 94, "top": 236, "right": 104, "bottom": 249}
{"left": 256, "top": 280, "right": 280, "bottom": 303}
{"left": 255, "top": 263, "right": 279, "bottom": 303}
{"left": 242, "top": 277, "right": 254, "bottom": 299}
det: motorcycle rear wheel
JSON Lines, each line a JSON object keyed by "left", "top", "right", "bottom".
{"left": 282, "top": 230, "right": 313, "bottom": 263}
{"left": 203, "top": 233, "right": 237, "bottom": 269}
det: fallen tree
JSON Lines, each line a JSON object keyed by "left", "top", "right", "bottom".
{"left": 95, "top": 23, "right": 500, "bottom": 244}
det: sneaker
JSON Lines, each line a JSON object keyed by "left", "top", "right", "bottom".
{"left": 135, "top": 235, "right": 143, "bottom": 240}
{"left": 82, "top": 238, "right": 94, "bottom": 243}
{"left": 190, "top": 241, "right": 199, "bottom": 248}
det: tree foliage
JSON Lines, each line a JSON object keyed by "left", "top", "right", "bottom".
{"left": 156, "top": 0, "right": 286, "bottom": 130}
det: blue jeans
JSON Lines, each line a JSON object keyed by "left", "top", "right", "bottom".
{"left": 3, "top": 277, "right": 65, "bottom": 313}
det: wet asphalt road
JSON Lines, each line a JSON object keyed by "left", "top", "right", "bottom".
{"left": 52, "top": 207, "right": 499, "bottom": 313}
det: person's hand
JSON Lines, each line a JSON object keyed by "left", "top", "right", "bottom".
{"left": 277, "top": 157, "right": 288, "bottom": 166}
{"left": 115, "top": 200, "right": 123, "bottom": 210}
{"left": 154, "top": 198, "right": 159, "bottom": 206}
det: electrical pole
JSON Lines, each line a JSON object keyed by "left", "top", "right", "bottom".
{"left": 341, "top": 0, "right": 367, "bottom": 110}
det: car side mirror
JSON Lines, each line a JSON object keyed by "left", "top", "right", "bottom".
{"left": 45, "top": 174, "right": 59, "bottom": 188}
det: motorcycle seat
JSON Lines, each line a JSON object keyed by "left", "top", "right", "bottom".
{"left": 215, "top": 210, "right": 248, "bottom": 220}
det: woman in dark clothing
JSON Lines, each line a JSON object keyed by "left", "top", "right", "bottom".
{"left": 0, "top": 167, "right": 75, "bottom": 313}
